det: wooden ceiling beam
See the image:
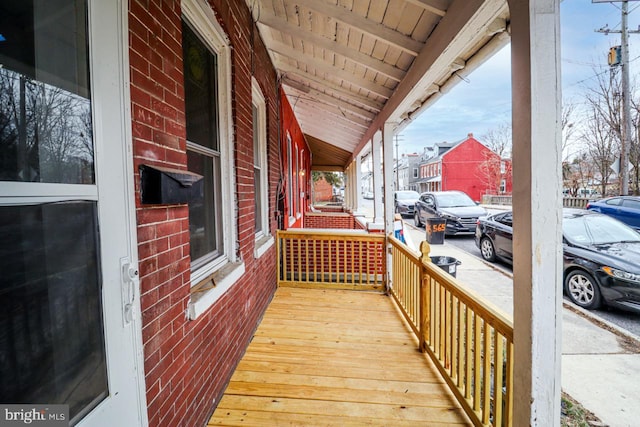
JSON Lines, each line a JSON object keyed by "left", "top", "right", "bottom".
{"left": 289, "top": 0, "right": 423, "bottom": 56}
{"left": 275, "top": 61, "right": 385, "bottom": 110}
{"left": 283, "top": 78, "right": 378, "bottom": 119}
{"left": 403, "top": 0, "right": 448, "bottom": 17}
{"left": 289, "top": 97, "right": 371, "bottom": 129}
{"left": 257, "top": 12, "right": 405, "bottom": 81}
{"left": 270, "top": 42, "right": 394, "bottom": 98}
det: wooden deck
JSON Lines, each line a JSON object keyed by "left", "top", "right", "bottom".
{"left": 208, "top": 287, "right": 471, "bottom": 426}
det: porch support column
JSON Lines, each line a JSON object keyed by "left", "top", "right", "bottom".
{"left": 509, "top": 0, "right": 562, "bottom": 425}
{"left": 345, "top": 162, "right": 352, "bottom": 210}
{"left": 382, "top": 121, "right": 396, "bottom": 237}
{"left": 372, "top": 133, "right": 384, "bottom": 225}
{"left": 354, "top": 153, "right": 363, "bottom": 213}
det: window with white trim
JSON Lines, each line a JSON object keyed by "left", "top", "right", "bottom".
{"left": 252, "top": 79, "right": 269, "bottom": 239}
{"left": 500, "top": 179, "right": 506, "bottom": 193}
{"left": 287, "top": 132, "right": 294, "bottom": 225}
{"left": 413, "top": 168, "right": 418, "bottom": 178}
{"left": 182, "top": 0, "right": 237, "bottom": 287}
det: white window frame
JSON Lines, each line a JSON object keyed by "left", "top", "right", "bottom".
{"left": 183, "top": 0, "right": 242, "bottom": 319}
{"left": 252, "top": 78, "right": 273, "bottom": 258}
{"left": 500, "top": 179, "right": 507, "bottom": 193}
{"left": 287, "top": 132, "right": 295, "bottom": 226}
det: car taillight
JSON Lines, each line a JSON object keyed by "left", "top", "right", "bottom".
{"left": 586, "top": 202, "right": 591, "bottom": 209}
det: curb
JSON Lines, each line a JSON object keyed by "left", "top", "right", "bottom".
{"left": 562, "top": 300, "right": 640, "bottom": 347}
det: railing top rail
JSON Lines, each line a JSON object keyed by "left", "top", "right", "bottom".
{"left": 422, "top": 259, "right": 513, "bottom": 339}
{"left": 277, "top": 229, "right": 385, "bottom": 240}
{"left": 388, "top": 234, "right": 421, "bottom": 261}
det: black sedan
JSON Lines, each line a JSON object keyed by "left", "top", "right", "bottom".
{"left": 414, "top": 190, "right": 487, "bottom": 235}
{"left": 475, "top": 209, "right": 640, "bottom": 313}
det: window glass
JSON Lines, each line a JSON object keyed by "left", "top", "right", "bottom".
{"left": 0, "top": 202, "right": 107, "bottom": 421}
{"left": 253, "top": 104, "right": 262, "bottom": 234}
{"left": 0, "top": 0, "right": 94, "bottom": 183}
{"left": 606, "top": 198, "right": 622, "bottom": 206}
{"left": 622, "top": 199, "right": 640, "bottom": 210}
{"left": 183, "top": 22, "right": 218, "bottom": 151}
{"left": 183, "top": 21, "right": 224, "bottom": 266}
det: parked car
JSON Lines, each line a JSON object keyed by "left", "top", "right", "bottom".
{"left": 475, "top": 208, "right": 640, "bottom": 313}
{"left": 586, "top": 196, "right": 640, "bottom": 230}
{"left": 394, "top": 190, "right": 420, "bottom": 217}
{"left": 414, "top": 190, "right": 487, "bottom": 235}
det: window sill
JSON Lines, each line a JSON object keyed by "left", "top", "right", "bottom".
{"left": 187, "top": 261, "right": 245, "bottom": 320}
{"left": 254, "top": 234, "right": 274, "bottom": 259}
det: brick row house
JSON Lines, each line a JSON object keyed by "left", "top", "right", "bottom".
{"left": 0, "top": 1, "right": 567, "bottom": 426}
{"left": 0, "top": 0, "right": 308, "bottom": 425}
{"left": 416, "top": 133, "right": 512, "bottom": 201}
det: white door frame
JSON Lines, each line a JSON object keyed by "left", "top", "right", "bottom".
{"left": 76, "top": 0, "right": 148, "bottom": 425}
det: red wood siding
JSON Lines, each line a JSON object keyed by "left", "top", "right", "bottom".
{"left": 130, "top": 1, "right": 279, "bottom": 425}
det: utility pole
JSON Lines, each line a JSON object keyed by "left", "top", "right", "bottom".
{"left": 394, "top": 134, "right": 404, "bottom": 190}
{"left": 621, "top": 1, "right": 632, "bottom": 195}
{"left": 596, "top": 0, "right": 640, "bottom": 195}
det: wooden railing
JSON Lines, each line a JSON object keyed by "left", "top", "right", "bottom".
{"left": 389, "top": 236, "right": 514, "bottom": 427}
{"left": 276, "top": 229, "right": 386, "bottom": 291}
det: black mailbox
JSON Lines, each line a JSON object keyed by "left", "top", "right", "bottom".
{"left": 140, "top": 164, "right": 203, "bottom": 205}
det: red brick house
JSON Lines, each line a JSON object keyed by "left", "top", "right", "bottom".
{"left": 417, "top": 133, "right": 512, "bottom": 201}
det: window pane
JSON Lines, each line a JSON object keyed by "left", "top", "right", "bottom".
{"left": 183, "top": 22, "right": 219, "bottom": 151}
{"left": 254, "top": 166, "right": 262, "bottom": 233}
{"left": 0, "top": 201, "right": 107, "bottom": 421}
{"left": 0, "top": 0, "right": 94, "bottom": 183}
{"left": 188, "top": 150, "right": 221, "bottom": 263}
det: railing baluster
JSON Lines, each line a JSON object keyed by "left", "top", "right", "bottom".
{"left": 474, "top": 314, "right": 482, "bottom": 412}
{"left": 494, "top": 331, "right": 505, "bottom": 426}
{"left": 482, "top": 322, "right": 492, "bottom": 425}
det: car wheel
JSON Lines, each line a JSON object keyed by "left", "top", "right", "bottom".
{"left": 479, "top": 237, "right": 496, "bottom": 262}
{"left": 414, "top": 211, "right": 422, "bottom": 227}
{"left": 564, "top": 270, "right": 602, "bottom": 310}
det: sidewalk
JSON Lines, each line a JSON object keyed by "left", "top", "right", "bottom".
{"left": 426, "top": 239, "right": 640, "bottom": 427}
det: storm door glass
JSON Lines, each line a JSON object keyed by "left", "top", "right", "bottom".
{"left": 0, "top": 1, "right": 108, "bottom": 424}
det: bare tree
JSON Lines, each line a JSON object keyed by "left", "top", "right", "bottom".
{"left": 480, "top": 122, "right": 511, "bottom": 158}
{"left": 562, "top": 100, "right": 577, "bottom": 159}
{"left": 581, "top": 103, "right": 616, "bottom": 196}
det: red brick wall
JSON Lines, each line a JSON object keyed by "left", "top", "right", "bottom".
{"left": 314, "top": 206, "right": 345, "bottom": 213}
{"left": 304, "top": 212, "right": 356, "bottom": 229}
{"left": 313, "top": 177, "right": 333, "bottom": 202}
{"left": 129, "top": 1, "right": 279, "bottom": 425}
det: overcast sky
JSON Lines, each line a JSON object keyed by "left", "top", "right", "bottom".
{"left": 399, "top": 0, "right": 640, "bottom": 156}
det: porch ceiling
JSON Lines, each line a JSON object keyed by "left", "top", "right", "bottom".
{"left": 248, "top": 0, "right": 510, "bottom": 170}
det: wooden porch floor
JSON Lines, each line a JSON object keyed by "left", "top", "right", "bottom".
{"left": 208, "top": 287, "right": 471, "bottom": 426}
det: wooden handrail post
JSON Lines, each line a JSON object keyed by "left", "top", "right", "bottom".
{"left": 419, "top": 241, "right": 431, "bottom": 352}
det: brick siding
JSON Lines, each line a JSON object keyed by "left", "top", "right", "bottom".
{"left": 129, "top": 1, "right": 281, "bottom": 425}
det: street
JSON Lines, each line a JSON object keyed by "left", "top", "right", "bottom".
{"left": 402, "top": 218, "right": 640, "bottom": 338}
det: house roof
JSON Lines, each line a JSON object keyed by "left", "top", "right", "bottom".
{"left": 249, "top": 0, "right": 510, "bottom": 170}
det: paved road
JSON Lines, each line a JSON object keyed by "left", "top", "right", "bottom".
{"left": 403, "top": 220, "right": 640, "bottom": 338}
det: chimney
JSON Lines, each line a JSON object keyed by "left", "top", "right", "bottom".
{"left": 468, "top": 133, "right": 473, "bottom": 138}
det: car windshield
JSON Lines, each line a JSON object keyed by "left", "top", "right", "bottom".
{"left": 435, "top": 192, "right": 475, "bottom": 208}
{"left": 396, "top": 191, "right": 419, "bottom": 200}
{"left": 564, "top": 213, "right": 640, "bottom": 245}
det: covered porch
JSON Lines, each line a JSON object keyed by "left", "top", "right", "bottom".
{"left": 211, "top": 230, "right": 513, "bottom": 425}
